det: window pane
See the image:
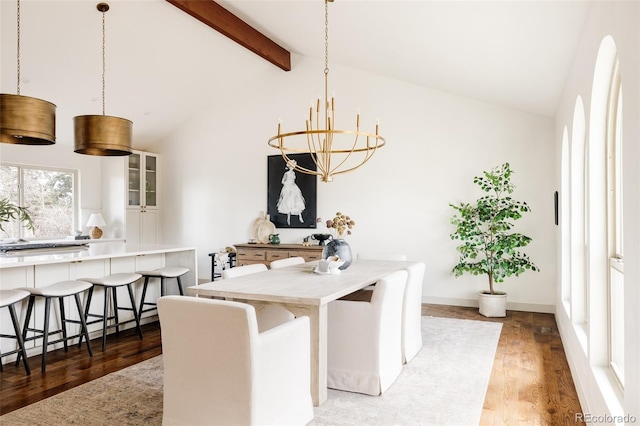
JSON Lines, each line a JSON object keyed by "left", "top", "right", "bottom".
{"left": 610, "top": 263, "right": 624, "bottom": 386}
{"left": 0, "top": 165, "right": 21, "bottom": 238}
{"left": 23, "top": 168, "right": 74, "bottom": 238}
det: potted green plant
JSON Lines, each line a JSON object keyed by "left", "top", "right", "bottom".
{"left": 0, "top": 198, "right": 35, "bottom": 237}
{"left": 449, "top": 163, "right": 539, "bottom": 317}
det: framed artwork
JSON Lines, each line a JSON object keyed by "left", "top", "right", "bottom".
{"left": 267, "top": 153, "right": 317, "bottom": 229}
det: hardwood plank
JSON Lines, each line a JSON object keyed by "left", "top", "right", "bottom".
{"left": 422, "top": 305, "right": 585, "bottom": 425}
{"left": 166, "top": 0, "right": 291, "bottom": 71}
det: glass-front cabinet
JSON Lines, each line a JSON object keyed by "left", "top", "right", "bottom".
{"left": 128, "top": 152, "right": 157, "bottom": 209}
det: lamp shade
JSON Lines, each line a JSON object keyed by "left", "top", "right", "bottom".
{"left": 86, "top": 213, "right": 107, "bottom": 227}
{"left": 74, "top": 115, "right": 133, "bottom": 156}
{"left": 0, "top": 94, "right": 56, "bottom": 145}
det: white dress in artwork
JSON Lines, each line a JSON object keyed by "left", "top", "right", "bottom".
{"left": 277, "top": 160, "right": 305, "bottom": 225}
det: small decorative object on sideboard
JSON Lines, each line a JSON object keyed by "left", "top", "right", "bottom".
{"left": 311, "top": 233, "right": 332, "bottom": 246}
{"left": 269, "top": 234, "right": 280, "bottom": 245}
{"left": 323, "top": 211, "right": 355, "bottom": 270}
{"left": 252, "top": 212, "right": 276, "bottom": 244}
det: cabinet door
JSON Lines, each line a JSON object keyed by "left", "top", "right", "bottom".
{"left": 144, "top": 154, "right": 158, "bottom": 209}
{"left": 126, "top": 210, "right": 142, "bottom": 245}
{"left": 141, "top": 210, "right": 158, "bottom": 244}
{"left": 128, "top": 153, "right": 142, "bottom": 208}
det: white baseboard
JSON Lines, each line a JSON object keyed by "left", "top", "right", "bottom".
{"left": 423, "top": 296, "right": 555, "bottom": 314}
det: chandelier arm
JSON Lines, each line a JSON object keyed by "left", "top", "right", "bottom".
{"left": 306, "top": 131, "right": 328, "bottom": 176}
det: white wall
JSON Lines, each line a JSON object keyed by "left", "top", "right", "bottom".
{"left": 156, "top": 54, "right": 557, "bottom": 312}
{"left": 553, "top": 1, "right": 640, "bottom": 421}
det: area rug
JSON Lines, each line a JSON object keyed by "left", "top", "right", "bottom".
{"left": 0, "top": 316, "right": 501, "bottom": 426}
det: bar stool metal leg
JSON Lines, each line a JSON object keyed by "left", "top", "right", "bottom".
{"left": 1, "top": 290, "right": 31, "bottom": 375}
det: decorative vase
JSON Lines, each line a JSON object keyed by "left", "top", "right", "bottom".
{"left": 323, "top": 238, "right": 352, "bottom": 270}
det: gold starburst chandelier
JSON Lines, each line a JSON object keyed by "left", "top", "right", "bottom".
{"left": 268, "top": 0, "right": 385, "bottom": 182}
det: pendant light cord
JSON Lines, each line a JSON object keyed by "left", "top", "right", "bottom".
{"left": 101, "top": 7, "right": 106, "bottom": 116}
{"left": 16, "top": 0, "right": 21, "bottom": 95}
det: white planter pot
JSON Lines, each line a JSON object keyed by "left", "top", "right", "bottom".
{"left": 478, "top": 292, "right": 507, "bottom": 317}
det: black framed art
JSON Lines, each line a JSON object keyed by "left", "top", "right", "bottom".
{"left": 267, "top": 153, "right": 317, "bottom": 229}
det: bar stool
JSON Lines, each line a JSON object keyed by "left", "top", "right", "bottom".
{"left": 18, "top": 281, "right": 93, "bottom": 372}
{"left": 136, "top": 266, "right": 190, "bottom": 317}
{"left": 79, "top": 273, "right": 143, "bottom": 352}
{"left": 0, "top": 290, "right": 31, "bottom": 375}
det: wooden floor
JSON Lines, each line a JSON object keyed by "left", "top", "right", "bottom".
{"left": 1, "top": 305, "right": 584, "bottom": 424}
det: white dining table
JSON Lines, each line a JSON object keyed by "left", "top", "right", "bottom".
{"left": 186, "top": 258, "right": 417, "bottom": 406}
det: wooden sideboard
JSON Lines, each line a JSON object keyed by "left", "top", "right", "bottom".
{"left": 235, "top": 243, "right": 324, "bottom": 267}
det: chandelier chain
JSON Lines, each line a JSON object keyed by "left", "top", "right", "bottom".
{"left": 101, "top": 7, "right": 106, "bottom": 116}
{"left": 16, "top": 0, "right": 21, "bottom": 95}
{"left": 324, "top": 0, "right": 329, "bottom": 75}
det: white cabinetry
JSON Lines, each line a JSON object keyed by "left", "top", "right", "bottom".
{"left": 103, "top": 150, "right": 160, "bottom": 243}
{"left": 126, "top": 152, "right": 159, "bottom": 245}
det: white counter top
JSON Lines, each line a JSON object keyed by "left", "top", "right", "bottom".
{"left": 0, "top": 242, "right": 196, "bottom": 268}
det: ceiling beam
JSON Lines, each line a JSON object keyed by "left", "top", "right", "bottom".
{"left": 166, "top": 0, "right": 291, "bottom": 71}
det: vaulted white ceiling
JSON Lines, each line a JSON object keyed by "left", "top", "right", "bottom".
{"left": 0, "top": 0, "right": 590, "bottom": 147}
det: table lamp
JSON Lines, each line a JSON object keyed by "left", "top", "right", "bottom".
{"left": 86, "top": 214, "right": 107, "bottom": 239}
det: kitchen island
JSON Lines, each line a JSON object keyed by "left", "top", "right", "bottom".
{"left": 0, "top": 242, "right": 196, "bottom": 358}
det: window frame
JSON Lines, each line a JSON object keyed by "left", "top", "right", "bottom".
{"left": 0, "top": 162, "right": 79, "bottom": 240}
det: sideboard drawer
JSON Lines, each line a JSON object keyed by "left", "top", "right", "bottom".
{"left": 289, "top": 250, "right": 323, "bottom": 261}
{"left": 237, "top": 248, "right": 266, "bottom": 261}
{"left": 266, "top": 250, "right": 289, "bottom": 261}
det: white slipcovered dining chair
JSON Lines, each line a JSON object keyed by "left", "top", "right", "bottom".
{"left": 222, "top": 263, "right": 295, "bottom": 332}
{"left": 158, "top": 296, "right": 314, "bottom": 426}
{"left": 401, "top": 262, "right": 426, "bottom": 363}
{"left": 353, "top": 256, "right": 426, "bottom": 364}
{"left": 270, "top": 256, "right": 305, "bottom": 269}
{"left": 222, "top": 263, "right": 268, "bottom": 278}
{"left": 327, "top": 270, "right": 407, "bottom": 396}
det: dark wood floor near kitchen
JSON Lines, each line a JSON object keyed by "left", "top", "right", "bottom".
{"left": 1, "top": 305, "right": 584, "bottom": 424}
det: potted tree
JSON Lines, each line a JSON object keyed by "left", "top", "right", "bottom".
{"left": 0, "top": 198, "right": 35, "bottom": 238}
{"left": 449, "top": 163, "right": 538, "bottom": 317}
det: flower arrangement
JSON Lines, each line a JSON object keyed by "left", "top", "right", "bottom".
{"left": 325, "top": 212, "right": 355, "bottom": 239}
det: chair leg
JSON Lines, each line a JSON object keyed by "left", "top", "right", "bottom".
{"left": 126, "top": 284, "right": 143, "bottom": 340}
{"left": 74, "top": 293, "right": 93, "bottom": 357}
{"left": 16, "top": 296, "right": 34, "bottom": 367}
{"left": 112, "top": 288, "right": 120, "bottom": 337}
{"left": 78, "top": 286, "right": 94, "bottom": 347}
{"left": 8, "top": 304, "right": 30, "bottom": 375}
{"left": 176, "top": 276, "right": 184, "bottom": 296}
{"left": 138, "top": 276, "right": 150, "bottom": 316}
{"left": 160, "top": 277, "right": 166, "bottom": 297}
{"left": 102, "top": 286, "right": 110, "bottom": 352}
{"left": 41, "top": 297, "right": 51, "bottom": 372}
{"left": 58, "top": 297, "right": 68, "bottom": 352}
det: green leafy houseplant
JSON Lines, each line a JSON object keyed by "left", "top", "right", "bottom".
{"left": 449, "top": 163, "right": 538, "bottom": 295}
{"left": 0, "top": 198, "right": 35, "bottom": 235}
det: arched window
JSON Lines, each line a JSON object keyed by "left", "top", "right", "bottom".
{"left": 588, "top": 35, "right": 623, "bottom": 386}
{"left": 570, "top": 96, "right": 586, "bottom": 334}
{"left": 560, "top": 127, "right": 570, "bottom": 309}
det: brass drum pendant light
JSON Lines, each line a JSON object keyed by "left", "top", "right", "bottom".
{"left": 0, "top": 0, "right": 56, "bottom": 145}
{"left": 74, "top": 3, "right": 132, "bottom": 156}
{"left": 268, "top": 0, "right": 385, "bottom": 182}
